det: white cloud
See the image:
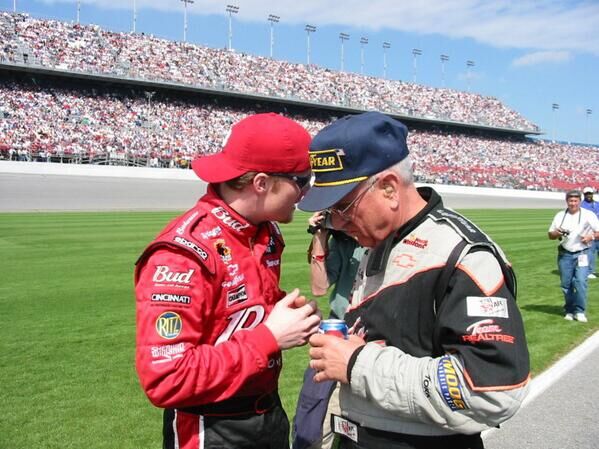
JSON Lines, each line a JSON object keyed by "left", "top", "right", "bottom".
{"left": 39, "top": 0, "right": 599, "bottom": 55}
{"left": 512, "top": 51, "right": 571, "bottom": 67}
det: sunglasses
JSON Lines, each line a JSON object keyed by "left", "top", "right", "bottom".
{"left": 269, "top": 173, "right": 311, "bottom": 191}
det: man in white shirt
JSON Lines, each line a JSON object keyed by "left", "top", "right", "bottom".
{"left": 548, "top": 190, "right": 599, "bottom": 322}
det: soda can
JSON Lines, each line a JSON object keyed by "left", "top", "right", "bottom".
{"left": 319, "top": 319, "right": 348, "bottom": 339}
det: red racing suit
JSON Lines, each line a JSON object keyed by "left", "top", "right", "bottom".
{"left": 135, "top": 187, "right": 287, "bottom": 447}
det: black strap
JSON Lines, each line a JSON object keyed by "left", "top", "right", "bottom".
{"left": 433, "top": 240, "right": 468, "bottom": 315}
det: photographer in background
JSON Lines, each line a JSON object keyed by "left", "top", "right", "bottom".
{"left": 293, "top": 211, "right": 365, "bottom": 449}
{"left": 306, "top": 211, "right": 365, "bottom": 319}
{"left": 548, "top": 190, "right": 599, "bottom": 322}
{"left": 581, "top": 187, "right": 599, "bottom": 279}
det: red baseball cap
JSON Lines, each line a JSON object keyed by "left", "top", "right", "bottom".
{"left": 192, "top": 113, "right": 311, "bottom": 183}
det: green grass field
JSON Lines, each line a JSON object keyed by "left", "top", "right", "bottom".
{"left": 1, "top": 209, "right": 597, "bottom": 448}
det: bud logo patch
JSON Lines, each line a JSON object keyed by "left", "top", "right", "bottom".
{"left": 211, "top": 207, "right": 249, "bottom": 232}
{"left": 153, "top": 266, "right": 195, "bottom": 284}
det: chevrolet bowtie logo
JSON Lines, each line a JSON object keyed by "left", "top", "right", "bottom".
{"left": 310, "top": 149, "right": 344, "bottom": 172}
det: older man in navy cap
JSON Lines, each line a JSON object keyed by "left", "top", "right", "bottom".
{"left": 301, "top": 111, "right": 530, "bottom": 449}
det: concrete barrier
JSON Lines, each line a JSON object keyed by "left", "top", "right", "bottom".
{"left": 0, "top": 161, "right": 565, "bottom": 211}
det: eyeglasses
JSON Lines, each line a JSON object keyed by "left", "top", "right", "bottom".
{"left": 326, "top": 177, "right": 378, "bottom": 221}
{"left": 269, "top": 173, "right": 311, "bottom": 192}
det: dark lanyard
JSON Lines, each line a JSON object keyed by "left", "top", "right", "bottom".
{"left": 559, "top": 209, "right": 581, "bottom": 229}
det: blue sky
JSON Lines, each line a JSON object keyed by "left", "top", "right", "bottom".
{"left": 6, "top": 0, "right": 599, "bottom": 145}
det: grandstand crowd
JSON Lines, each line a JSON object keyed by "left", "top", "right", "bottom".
{"left": 1, "top": 79, "right": 597, "bottom": 192}
{"left": 0, "top": 12, "right": 539, "bottom": 131}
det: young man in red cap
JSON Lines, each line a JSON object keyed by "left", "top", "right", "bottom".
{"left": 135, "top": 113, "right": 321, "bottom": 449}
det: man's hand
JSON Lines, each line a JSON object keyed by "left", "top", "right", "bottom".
{"left": 309, "top": 333, "right": 365, "bottom": 384}
{"left": 581, "top": 233, "right": 594, "bottom": 244}
{"left": 265, "top": 289, "right": 321, "bottom": 350}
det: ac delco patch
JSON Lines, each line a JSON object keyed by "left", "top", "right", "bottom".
{"left": 310, "top": 149, "right": 344, "bottom": 172}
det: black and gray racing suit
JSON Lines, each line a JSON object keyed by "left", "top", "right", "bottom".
{"left": 335, "top": 187, "right": 530, "bottom": 449}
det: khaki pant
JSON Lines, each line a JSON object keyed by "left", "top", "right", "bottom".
{"left": 319, "top": 383, "right": 340, "bottom": 449}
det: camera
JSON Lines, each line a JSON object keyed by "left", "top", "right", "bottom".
{"left": 307, "top": 211, "right": 333, "bottom": 234}
{"left": 558, "top": 228, "right": 570, "bottom": 236}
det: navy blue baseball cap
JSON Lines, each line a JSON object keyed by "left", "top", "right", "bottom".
{"left": 299, "top": 111, "right": 409, "bottom": 212}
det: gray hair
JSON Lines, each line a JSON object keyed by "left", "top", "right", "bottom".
{"left": 386, "top": 156, "right": 414, "bottom": 184}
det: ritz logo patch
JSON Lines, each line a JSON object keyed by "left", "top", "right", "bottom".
{"left": 310, "top": 149, "right": 344, "bottom": 172}
{"left": 437, "top": 356, "right": 468, "bottom": 411}
{"left": 155, "top": 311, "right": 182, "bottom": 339}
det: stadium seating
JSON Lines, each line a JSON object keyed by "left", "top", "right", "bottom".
{"left": 1, "top": 79, "right": 597, "bottom": 191}
{"left": 0, "top": 12, "right": 538, "bottom": 132}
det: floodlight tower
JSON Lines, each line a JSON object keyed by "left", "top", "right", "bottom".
{"left": 586, "top": 108, "right": 593, "bottom": 143}
{"left": 466, "top": 60, "right": 475, "bottom": 91}
{"left": 76, "top": 0, "right": 81, "bottom": 24}
{"left": 305, "top": 24, "right": 316, "bottom": 65}
{"left": 359, "top": 37, "right": 368, "bottom": 75}
{"left": 181, "top": 0, "right": 194, "bottom": 42}
{"left": 552, "top": 103, "right": 560, "bottom": 142}
{"left": 339, "top": 32, "right": 350, "bottom": 71}
{"left": 382, "top": 41, "right": 390, "bottom": 78}
{"left": 440, "top": 54, "right": 449, "bottom": 87}
{"left": 412, "top": 48, "right": 422, "bottom": 83}
{"left": 268, "top": 14, "right": 280, "bottom": 58}
{"left": 226, "top": 4, "right": 239, "bottom": 51}
{"left": 132, "top": 0, "right": 137, "bottom": 33}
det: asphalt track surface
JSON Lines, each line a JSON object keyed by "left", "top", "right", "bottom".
{"left": 483, "top": 331, "right": 599, "bottom": 449}
{"left": 0, "top": 172, "right": 564, "bottom": 211}
{"left": 2, "top": 170, "right": 597, "bottom": 448}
